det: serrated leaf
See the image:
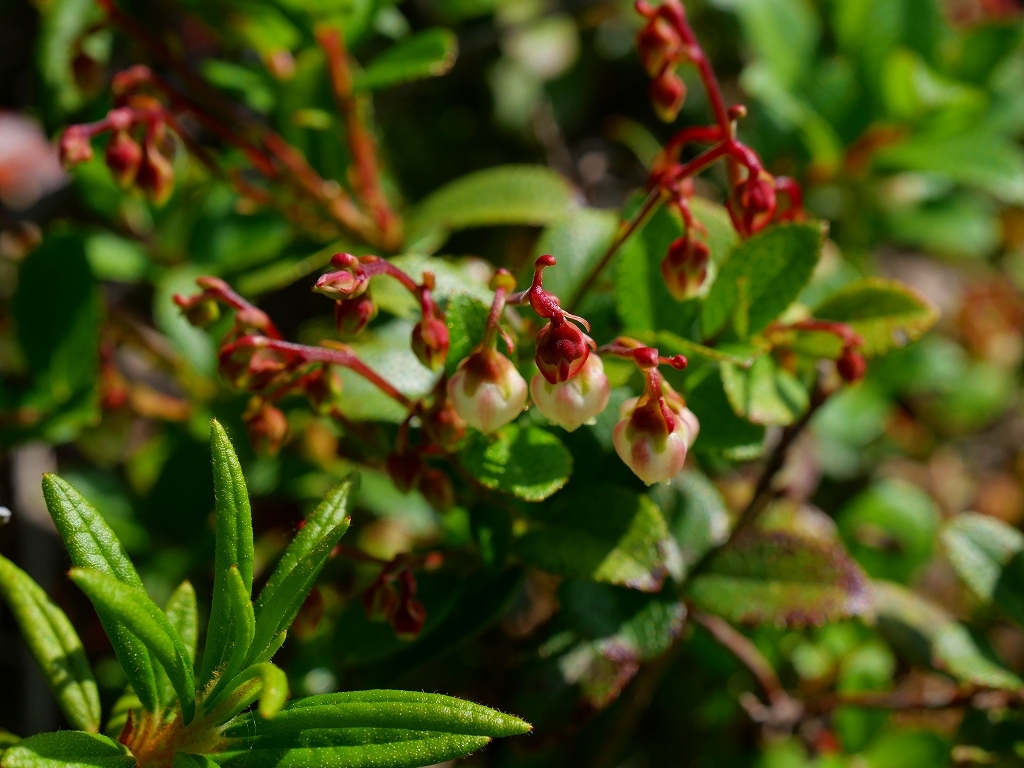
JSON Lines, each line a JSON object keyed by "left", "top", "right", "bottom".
{"left": 225, "top": 690, "right": 530, "bottom": 738}
{"left": 813, "top": 277, "right": 939, "bottom": 357}
{"left": 201, "top": 420, "right": 256, "bottom": 686}
{"left": 873, "top": 580, "right": 1022, "bottom": 690}
{"left": 459, "top": 424, "right": 572, "bottom": 502}
{"left": 443, "top": 294, "right": 490, "bottom": 378}
{"left": 720, "top": 354, "right": 809, "bottom": 426}
{"left": 701, "top": 222, "right": 823, "bottom": 338}
{"left": 1, "top": 732, "right": 135, "bottom": 768}
{"left": 41, "top": 474, "right": 159, "bottom": 712}
{"left": 70, "top": 568, "right": 196, "bottom": 724}
{"left": 252, "top": 475, "right": 356, "bottom": 661}
{"left": 687, "top": 529, "right": 871, "bottom": 626}
{"left": 0, "top": 555, "right": 100, "bottom": 733}
{"left": 354, "top": 28, "right": 458, "bottom": 91}
{"left": 942, "top": 512, "right": 1024, "bottom": 628}
{"left": 405, "top": 165, "right": 576, "bottom": 253}
{"left": 517, "top": 485, "right": 677, "bottom": 591}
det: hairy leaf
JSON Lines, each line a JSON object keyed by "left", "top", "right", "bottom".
{"left": 701, "top": 222, "right": 823, "bottom": 338}
{"left": 0, "top": 555, "right": 100, "bottom": 733}
{"left": 157, "top": 580, "right": 198, "bottom": 708}
{"left": 873, "top": 580, "right": 1022, "bottom": 689}
{"left": 354, "top": 29, "right": 458, "bottom": 91}
{"left": 405, "top": 165, "right": 576, "bottom": 253}
{"left": 1, "top": 732, "right": 135, "bottom": 768}
{"left": 942, "top": 513, "right": 1024, "bottom": 627}
{"left": 208, "top": 566, "right": 256, "bottom": 705}
{"left": 210, "top": 734, "right": 493, "bottom": 768}
{"left": 687, "top": 529, "right": 871, "bottom": 626}
{"left": 517, "top": 485, "right": 678, "bottom": 591}
{"left": 720, "top": 354, "right": 810, "bottom": 426}
{"left": 201, "top": 420, "right": 256, "bottom": 686}
{"left": 814, "top": 277, "right": 939, "bottom": 356}
{"left": 459, "top": 424, "right": 572, "bottom": 502}
{"left": 70, "top": 568, "right": 196, "bottom": 724}
{"left": 41, "top": 474, "right": 159, "bottom": 712}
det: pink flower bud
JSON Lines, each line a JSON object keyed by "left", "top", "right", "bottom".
{"left": 447, "top": 347, "right": 528, "bottom": 434}
{"left": 411, "top": 314, "right": 449, "bottom": 372}
{"left": 530, "top": 353, "right": 610, "bottom": 432}
{"left": 727, "top": 169, "right": 777, "bottom": 236}
{"left": 244, "top": 399, "right": 289, "bottom": 456}
{"left": 535, "top": 317, "right": 590, "bottom": 384}
{"left": 58, "top": 126, "right": 94, "bottom": 168}
{"left": 613, "top": 389, "right": 699, "bottom": 485}
{"left": 219, "top": 342, "right": 289, "bottom": 391}
{"left": 637, "top": 16, "right": 683, "bottom": 77}
{"left": 386, "top": 452, "right": 425, "bottom": 494}
{"left": 836, "top": 346, "right": 866, "bottom": 383}
{"left": 137, "top": 136, "right": 175, "bottom": 206}
{"left": 315, "top": 254, "right": 369, "bottom": 299}
{"left": 105, "top": 130, "right": 143, "bottom": 189}
{"left": 334, "top": 294, "right": 377, "bottom": 339}
{"left": 661, "top": 235, "right": 709, "bottom": 301}
{"left": 650, "top": 68, "right": 686, "bottom": 123}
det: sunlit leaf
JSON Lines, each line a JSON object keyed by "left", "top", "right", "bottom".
{"left": 459, "top": 424, "right": 572, "bottom": 502}
{"left": 354, "top": 29, "right": 458, "bottom": 91}
{"left": 942, "top": 512, "right": 1024, "bottom": 628}
{"left": 2, "top": 732, "right": 134, "bottom": 768}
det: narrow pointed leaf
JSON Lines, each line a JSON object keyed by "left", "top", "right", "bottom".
{"left": 2, "top": 732, "right": 135, "bottom": 768}
{"left": 104, "top": 690, "right": 140, "bottom": 740}
{"left": 173, "top": 756, "right": 219, "bottom": 768}
{"left": 201, "top": 420, "right": 255, "bottom": 686}
{"left": 210, "top": 734, "right": 492, "bottom": 768}
{"left": 41, "top": 474, "right": 159, "bottom": 711}
{"left": 209, "top": 662, "right": 289, "bottom": 726}
{"left": 255, "top": 475, "right": 357, "bottom": 618}
{"left": 207, "top": 566, "right": 256, "bottom": 705}
{"left": 70, "top": 568, "right": 196, "bottom": 724}
{"left": 0, "top": 555, "right": 100, "bottom": 733}
{"left": 157, "top": 580, "right": 198, "bottom": 708}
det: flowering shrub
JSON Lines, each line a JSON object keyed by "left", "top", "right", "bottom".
{"left": 3, "top": 0, "right": 1024, "bottom": 765}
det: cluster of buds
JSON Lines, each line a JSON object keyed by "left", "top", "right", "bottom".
{"left": 602, "top": 340, "right": 698, "bottom": 485}
{"left": 362, "top": 558, "right": 426, "bottom": 640}
{"left": 661, "top": 183, "right": 711, "bottom": 301}
{"left": 58, "top": 66, "right": 176, "bottom": 205}
{"left": 636, "top": 0, "right": 689, "bottom": 122}
{"left": 315, "top": 252, "right": 449, "bottom": 371}
{"left": 386, "top": 415, "right": 457, "bottom": 512}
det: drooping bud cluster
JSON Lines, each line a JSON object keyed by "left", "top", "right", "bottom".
{"left": 636, "top": 0, "right": 689, "bottom": 122}
{"left": 362, "top": 559, "right": 426, "bottom": 640}
{"left": 58, "top": 67, "right": 177, "bottom": 205}
{"left": 661, "top": 189, "right": 710, "bottom": 301}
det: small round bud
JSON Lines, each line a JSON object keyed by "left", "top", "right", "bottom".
{"left": 334, "top": 294, "right": 377, "bottom": 339}
{"left": 727, "top": 169, "right": 778, "bottom": 236}
{"left": 650, "top": 68, "right": 686, "bottom": 123}
{"left": 447, "top": 347, "right": 528, "bottom": 434}
{"left": 315, "top": 257, "right": 370, "bottom": 299}
{"left": 836, "top": 346, "right": 866, "bottom": 383}
{"left": 613, "top": 394, "right": 698, "bottom": 485}
{"left": 531, "top": 352, "right": 611, "bottom": 432}
{"left": 489, "top": 269, "right": 517, "bottom": 293}
{"left": 535, "top": 318, "right": 590, "bottom": 384}
{"left": 58, "top": 126, "right": 94, "bottom": 168}
{"left": 392, "top": 573, "right": 426, "bottom": 640}
{"left": 244, "top": 399, "right": 289, "bottom": 456}
{"left": 661, "top": 236, "right": 710, "bottom": 301}
{"left": 105, "top": 130, "right": 143, "bottom": 189}
{"left": 411, "top": 315, "right": 450, "bottom": 372}
{"left": 137, "top": 136, "right": 175, "bottom": 206}
{"left": 182, "top": 297, "right": 220, "bottom": 328}
{"left": 637, "top": 16, "right": 683, "bottom": 77}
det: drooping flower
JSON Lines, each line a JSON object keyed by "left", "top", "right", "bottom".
{"left": 531, "top": 352, "right": 611, "bottom": 431}
{"left": 661, "top": 234, "right": 710, "bottom": 301}
{"left": 447, "top": 346, "right": 528, "bottom": 434}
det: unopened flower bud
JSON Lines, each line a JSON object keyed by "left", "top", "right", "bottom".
{"left": 531, "top": 353, "right": 611, "bottom": 432}
{"left": 105, "top": 130, "right": 143, "bottom": 188}
{"left": 59, "top": 126, "right": 94, "bottom": 168}
{"left": 535, "top": 317, "right": 590, "bottom": 384}
{"left": 418, "top": 468, "right": 455, "bottom": 512}
{"left": 315, "top": 254, "right": 369, "bottom": 299}
{"left": 637, "top": 15, "right": 683, "bottom": 77}
{"left": 363, "top": 578, "right": 399, "bottom": 622}
{"left": 305, "top": 365, "right": 343, "bottom": 412}
{"left": 447, "top": 347, "right": 528, "bottom": 434}
{"left": 334, "top": 294, "right": 377, "bottom": 339}
{"left": 613, "top": 387, "right": 699, "bottom": 485}
{"left": 661, "top": 235, "right": 709, "bottom": 301}
{"left": 422, "top": 398, "right": 467, "bottom": 452}
{"left": 386, "top": 451, "right": 425, "bottom": 494}
{"left": 244, "top": 399, "right": 289, "bottom": 456}
{"left": 836, "top": 346, "right": 866, "bottom": 383}
{"left": 728, "top": 170, "right": 777, "bottom": 236}
{"left": 137, "top": 137, "right": 175, "bottom": 206}
{"left": 219, "top": 342, "right": 289, "bottom": 391}
{"left": 650, "top": 67, "right": 686, "bottom": 123}
{"left": 392, "top": 571, "right": 426, "bottom": 640}
{"left": 180, "top": 296, "right": 220, "bottom": 328}
{"left": 411, "top": 314, "right": 449, "bottom": 372}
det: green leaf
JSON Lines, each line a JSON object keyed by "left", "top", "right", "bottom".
{"left": 354, "top": 28, "right": 458, "bottom": 91}
{"left": 532, "top": 208, "right": 618, "bottom": 307}
{"left": 210, "top": 735, "right": 493, "bottom": 768}
{"left": 405, "top": 165, "right": 576, "bottom": 253}
{"left": 650, "top": 470, "right": 731, "bottom": 581}
{"left": 207, "top": 566, "right": 257, "bottom": 705}
{"left": 37, "top": 0, "right": 104, "bottom": 113}
{"left": 701, "top": 222, "right": 824, "bottom": 338}
{"left": 517, "top": 485, "right": 677, "bottom": 591}
{"left": 201, "top": 420, "right": 256, "bottom": 686}
{"left": 156, "top": 580, "right": 198, "bottom": 708}
{"left": 1, "top": 732, "right": 135, "bottom": 768}
{"left": 41, "top": 474, "right": 159, "bottom": 712}
{"left": 0, "top": 555, "right": 100, "bottom": 733}
{"left": 874, "top": 131, "right": 1024, "bottom": 204}
{"left": 942, "top": 513, "right": 1024, "bottom": 628}
{"left": 687, "top": 529, "right": 871, "bottom": 626}
{"left": 370, "top": 255, "right": 493, "bottom": 321}
{"left": 225, "top": 689, "right": 530, "bottom": 738}
{"left": 253, "top": 475, "right": 356, "bottom": 659}
{"left": 720, "top": 354, "right": 810, "bottom": 426}
{"left": 70, "top": 568, "right": 196, "bottom": 724}
{"left": 813, "top": 277, "right": 939, "bottom": 357}
{"left": 873, "top": 580, "right": 1022, "bottom": 689}
{"left": 443, "top": 294, "right": 490, "bottom": 378}
{"left": 212, "top": 662, "right": 289, "bottom": 724}
{"left": 684, "top": 368, "right": 765, "bottom": 459}
{"left": 459, "top": 424, "right": 573, "bottom": 502}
